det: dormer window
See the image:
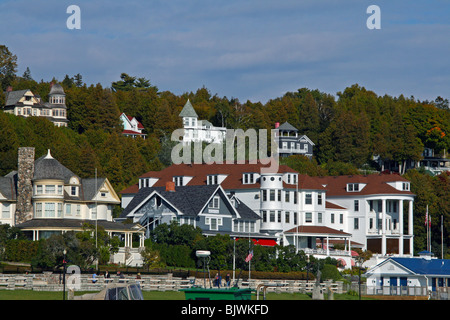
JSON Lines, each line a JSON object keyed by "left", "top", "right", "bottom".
{"left": 174, "top": 176, "right": 184, "bottom": 186}
{"left": 285, "top": 173, "right": 297, "bottom": 185}
{"left": 402, "top": 182, "right": 410, "bottom": 191}
{"left": 207, "top": 175, "right": 218, "bottom": 185}
{"left": 71, "top": 186, "right": 78, "bottom": 196}
{"left": 243, "top": 173, "right": 255, "bottom": 184}
{"left": 347, "top": 183, "right": 360, "bottom": 192}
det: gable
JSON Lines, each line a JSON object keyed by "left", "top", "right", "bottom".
{"left": 200, "top": 189, "right": 237, "bottom": 218}
{"left": 133, "top": 192, "right": 179, "bottom": 218}
{"left": 366, "top": 258, "right": 416, "bottom": 277}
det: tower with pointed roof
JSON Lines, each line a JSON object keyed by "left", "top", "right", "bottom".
{"left": 179, "top": 99, "right": 226, "bottom": 144}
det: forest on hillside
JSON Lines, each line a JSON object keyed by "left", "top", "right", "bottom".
{"left": 1, "top": 45, "right": 449, "bottom": 256}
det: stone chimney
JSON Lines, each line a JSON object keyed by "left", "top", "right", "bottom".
{"left": 15, "top": 147, "right": 35, "bottom": 225}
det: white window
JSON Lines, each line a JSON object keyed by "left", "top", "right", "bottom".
{"left": 45, "top": 203, "right": 55, "bottom": 217}
{"left": 2, "top": 204, "right": 10, "bottom": 218}
{"left": 89, "top": 204, "right": 97, "bottom": 218}
{"left": 354, "top": 218, "right": 359, "bottom": 230}
{"left": 46, "top": 185, "right": 55, "bottom": 194}
{"left": 402, "top": 182, "right": 410, "bottom": 191}
{"left": 76, "top": 205, "right": 81, "bottom": 216}
{"left": 71, "top": 186, "right": 78, "bottom": 196}
{"left": 66, "top": 204, "right": 72, "bottom": 216}
{"left": 57, "top": 203, "right": 63, "bottom": 217}
{"left": 208, "top": 196, "right": 220, "bottom": 209}
{"left": 207, "top": 217, "right": 222, "bottom": 230}
{"left": 58, "top": 185, "right": 63, "bottom": 195}
{"left": 305, "top": 212, "right": 312, "bottom": 223}
{"left": 35, "top": 203, "right": 42, "bottom": 218}
{"left": 36, "top": 185, "right": 43, "bottom": 194}
{"left": 243, "top": 173, "right": 255, "bottom": 184}
{"left": 347, "top": 183, "right": 359, "bottom": 192}
{"left": 305, "top": 193, "right": 312, "bottom": 205}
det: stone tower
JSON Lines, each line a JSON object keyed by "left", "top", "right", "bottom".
{"left": 15, "top": 147, "right": 35, "bottom": 225}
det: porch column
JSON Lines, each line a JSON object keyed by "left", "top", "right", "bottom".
{"left": 399, "top": 199, "right": 404, "bottom": 255}
{"left": 408, "top": 200, "right": 414, "bottom": 254}
{"left": 382, "top": 199, "right": 386, "bottom": 255}
{"left": 326, "top": 236, "right": 329, "bottom": 256}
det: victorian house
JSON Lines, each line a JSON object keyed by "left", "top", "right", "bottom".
{"left": 275, "top": 121, "right": 314, "bottom": 158}
{"left": 3, "top": 83, "right": 69, "bottom": 127}
{"left": 179, "top": 99, "right": 227, "bottom": 144}
{"left": 120, "top": 112, "right": 147, "bottom": 139}
{"left": 0, "top": 147, "right": 145, "bottom": 265}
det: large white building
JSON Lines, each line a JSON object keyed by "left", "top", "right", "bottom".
{"left": 120, "top": 162, "right": 416, "bottom": 267}
{"left": 179, "top": 99, "right": 226, "bottom": 144}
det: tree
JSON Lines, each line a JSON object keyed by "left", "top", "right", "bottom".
{"left": 74, "top": 73, "right": 83, "bottom": 87}
{"left": 140, "top": 245, "right": 165, "bottom": 269}
{"left": 0, "top": 45, "right": 18, "bottom": 90}
{"left": 22, "top": 67, "right": 32, "bottom": 80}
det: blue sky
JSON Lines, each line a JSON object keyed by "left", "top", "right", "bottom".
{"left": 1, "top": 0, "right": 449, "bottom": 103}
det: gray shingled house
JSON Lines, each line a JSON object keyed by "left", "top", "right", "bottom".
{"left": 118, "top": 182, "right": 273, "bottom": 241}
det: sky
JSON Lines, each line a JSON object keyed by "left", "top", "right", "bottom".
{"left": 0, "top": 0, "right": 449, "bottom": 103}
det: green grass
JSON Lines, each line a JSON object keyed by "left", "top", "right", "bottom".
{"left": 0, "top": 289, "right": 375, "bottom": 300}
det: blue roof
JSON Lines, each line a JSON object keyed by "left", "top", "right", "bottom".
{"left": 391, "top": 257, "right": 450, "bottom": 276}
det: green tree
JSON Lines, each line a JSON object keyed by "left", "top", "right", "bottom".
{"left": 0, "top": 45, "right": 18, "bottom": 90}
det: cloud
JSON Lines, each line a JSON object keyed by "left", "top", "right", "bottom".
{"left": 0, "top": 0, "right": 449, "bottom": 102}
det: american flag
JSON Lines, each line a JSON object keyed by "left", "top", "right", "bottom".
{"left": 245, "top": 250, "right": 253, "bottom": 263}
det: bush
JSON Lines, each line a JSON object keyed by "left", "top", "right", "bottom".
{"left": 4, "top": 239, "right": 39, "bottom": 262}
{"left": 320, "top": 264, "right": 343, "bottom": 281}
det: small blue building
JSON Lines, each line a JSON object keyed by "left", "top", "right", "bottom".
{"left": 365, "top": 251, "right": 450, "bottom": 297}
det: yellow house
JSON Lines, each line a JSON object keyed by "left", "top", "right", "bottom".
{"left": 3, "top": 83, "right": 69, "bottom": 127}
{"left": 0, "top": 147, "right": 145, "bottom": 265}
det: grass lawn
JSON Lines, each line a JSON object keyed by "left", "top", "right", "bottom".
{"left": 0, "top": 289, "right": 375, "bottom": 300}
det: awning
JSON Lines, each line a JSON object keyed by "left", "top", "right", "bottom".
{"left": 254, "top": 239, "right": 278, "bottom": 246}
{"left": 236, "top": 238, "right": 278, "bottom": 247}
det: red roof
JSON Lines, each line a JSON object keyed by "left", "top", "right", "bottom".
{"left": 285, "top": 225, "right": 351, "bottom": 237}
{"left": 314, "top": 174, "right": 414, "bottom": 196}
{"left": 122, "top": 130, "right": 146, "bottom": 135}
{"left": 121, "top": 162, "right": 327, "bottom": 194}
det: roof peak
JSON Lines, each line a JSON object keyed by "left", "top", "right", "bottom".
{"left": 179, "top": 99, "right": 198, "bottom": 118}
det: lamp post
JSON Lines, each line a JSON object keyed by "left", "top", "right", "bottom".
{"left": 356, "top": 256, "right": 363, "bottom": 300}
{"left": 63, "top": 249, "right": 67, "bottom": 300}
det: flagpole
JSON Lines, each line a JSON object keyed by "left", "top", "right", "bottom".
{"left": 441, "top": 215, "right": 444, "bottom": 259}
{"left": 426, "top": 205, "right": 429, "bottom": 252}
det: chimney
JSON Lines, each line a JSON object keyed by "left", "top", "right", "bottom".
{"left": 166, "top": 181, "right": 176, "bottom": 192}
{"left": 275, "top": 122, "right": 280, "bottom": 129}
{"left": 15, "top": 147, "right": 35, "bottom": 225}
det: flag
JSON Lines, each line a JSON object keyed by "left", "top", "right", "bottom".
{"left": 425, "top": 205, "right": 429, "bottom": 226}
{"left": 245, "top": 250, "right": 253, "bottom": 263}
